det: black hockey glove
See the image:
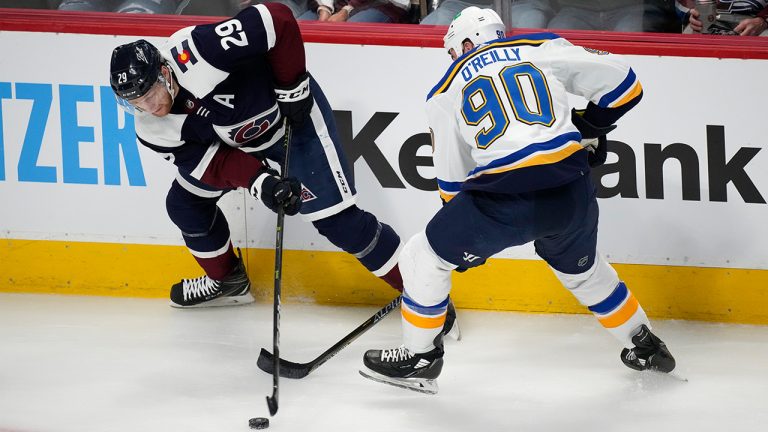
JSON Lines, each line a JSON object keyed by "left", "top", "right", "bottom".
{"left": 249, "top": 169, "right": 302, "bottom": 216}
{"left": 275, "top": 72, "right": 314, "bottom": 127}
{"left": 571, "top": 108, "right": 616, "bottom": 168}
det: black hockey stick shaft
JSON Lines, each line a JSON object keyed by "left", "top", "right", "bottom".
{"left": 257, "top": 295, "right": 402, "bottom": 379}
{"left": 265, "top": 121, "right": 292, "bottom": 417}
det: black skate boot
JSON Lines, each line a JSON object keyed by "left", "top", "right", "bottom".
{"left": 359, "top": 335, "right": 444, "bottom": 394}
{"left": 621, "top": 324, "right": 675, "bottom": 373}
{"left": 442, "top": 299, "right": 462, "bottom": 341}
{"left": 169, "top": 251, "right": 253, "bottom": 308}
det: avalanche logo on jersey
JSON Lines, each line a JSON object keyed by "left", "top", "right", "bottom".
{"left": 301, "top": 185, "right": 317, "bottom": 202}
{"left": 171, "top": 39, "right": 198, "bottom": 73}
{"left": 213, "top": 104, "right": 280, "bottom": 147}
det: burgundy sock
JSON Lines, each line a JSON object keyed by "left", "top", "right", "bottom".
{"left": 192, "top": 244, "right": 237, "bottom": 280}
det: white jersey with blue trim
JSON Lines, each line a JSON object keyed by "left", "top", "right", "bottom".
{"left": 427, "top": 33, "right": 642, "bottom": 201}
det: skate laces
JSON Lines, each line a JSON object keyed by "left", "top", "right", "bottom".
{"left": 381, "top": 346, "right": 414, "bottom": 363}
{"left": 182, "top": 275, "right": 221, "bottom": 301}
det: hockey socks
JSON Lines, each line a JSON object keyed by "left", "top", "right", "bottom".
{"left": 587, "top": 282, "right": 650, "bottom": 347}
{"left": 312, "top": 207, "right": 403, "bottom": 291}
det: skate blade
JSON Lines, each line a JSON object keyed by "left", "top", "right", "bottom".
{"left": 359, "top": 368, "right": 439, "bottom": 395}
{"left": 648, "top": 370, "right": 688, "bottom": 382}
{"left": 633, "top": 367, "right": 688, "bottom": 382}
{"left": 444, "top": 318, "right": 462, "bottom": 341}
{"left": 668, "top": 372, "right": 688, "bottom": 382}
{"left": 169, "top": 293, "right": 255, "bottom": 308}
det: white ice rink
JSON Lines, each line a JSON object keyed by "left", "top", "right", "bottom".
{"left": 1, "top": 293, "right": 767, "bottom": 432}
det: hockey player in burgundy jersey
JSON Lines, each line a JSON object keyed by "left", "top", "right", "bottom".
{"left": 107, "top": 3, "right": 459, "bottom": 324}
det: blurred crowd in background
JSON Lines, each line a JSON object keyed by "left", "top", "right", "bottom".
{"left": 1, "top": 0, "right": 767, "bottom": 36}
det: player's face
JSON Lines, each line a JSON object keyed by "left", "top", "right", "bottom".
{"left": 448, "top": 41, "right": 476, "bottom": 61}
{"left": 129, "top": 75, "right": 172, "bottom": 116}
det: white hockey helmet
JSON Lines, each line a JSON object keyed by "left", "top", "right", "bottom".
{"left": 443, "top": 6, "right": 506, "bottom": 57}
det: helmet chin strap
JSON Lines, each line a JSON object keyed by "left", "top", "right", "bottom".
{"left": 159, "top": 64, "right": 176, "bottom": 104}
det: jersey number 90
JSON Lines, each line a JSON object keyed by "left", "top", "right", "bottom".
{"left": 461, "top": 62, "right": 555, "bottom": 149}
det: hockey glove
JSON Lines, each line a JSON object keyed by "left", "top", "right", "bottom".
{"left": 571, "top": 108, "right": 616, "bottom": 167}
{"left": 249, "top": 169, "right": 303, "bottom": 216}
{"left": 275, "top": 72, "right": 314, "bottom": 127}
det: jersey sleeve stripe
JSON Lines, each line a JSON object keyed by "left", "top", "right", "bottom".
{"left": 437, "top": 179, "right": 462, "bottom": 193}
{"left": 427, "top": 35, "right": 559, "bottom": 101}
{"left": 439, "top": 190, "right": 457, "bottom": 203}
{"left": 597, "top": 68, "right": 638, "bottom": 108}
{"left": 437, "top": 179, "right": 462, "bottom": 202}
{"left": 253, "top": 4, "right": 276, "bottom": 50}
{"left": 611, "top": 82, "right": 643, "bottom": 108}
{"left": 466, "top": 131, "right": 582, "bottom": 178}
{"left": 189, "top": 142, "right": 221, "bottom": 180}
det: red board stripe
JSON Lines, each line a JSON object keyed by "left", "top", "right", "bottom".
{"left": 2, "top": 8, "right": 768, "bottom": 59}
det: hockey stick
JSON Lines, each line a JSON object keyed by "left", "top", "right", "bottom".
{"left": 265, "top": 120, "right": 292, "bottom": 417}
{"left": 257, "top": 295, "right": 402, "bottom": 379}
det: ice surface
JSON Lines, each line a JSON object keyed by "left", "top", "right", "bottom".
{"left": 0, "top": 293, "right": 766, "bottom": 432}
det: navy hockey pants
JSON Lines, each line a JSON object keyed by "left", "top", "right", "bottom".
{"left": 165, "top": 76, "right": 400, "bottom": 280}
{"left": 426, "top": 174, "right": 599, "bottom": 275}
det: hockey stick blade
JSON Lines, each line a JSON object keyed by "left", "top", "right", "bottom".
{"left": 266, "top": 394, "right": 278, "bottom": 416}
{"left": 258, "top": 348, "right": 311, "bottom": 379}
{"left": 257, "top": 296, "right": 402, "bottom": 379}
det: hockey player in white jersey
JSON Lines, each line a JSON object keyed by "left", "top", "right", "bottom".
{"left": 360, "top": 6, "right": 675, "bottom": 394}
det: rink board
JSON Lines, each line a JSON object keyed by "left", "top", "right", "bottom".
{"left": 3, "top": 239, "right": 767, "bottom": 325}
{"left": 1, "top": 13, "right": 768, "bottom": 324}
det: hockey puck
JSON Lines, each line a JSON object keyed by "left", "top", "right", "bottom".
{"left": 249, "top": 417, "right": 270, "bottom": 429}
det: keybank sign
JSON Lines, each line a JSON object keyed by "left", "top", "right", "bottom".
{"left": 337, "top": 112, "right": 766, "bottom": 205}
{"left": 0, "top": 81, "right": 764, "bottom": 204}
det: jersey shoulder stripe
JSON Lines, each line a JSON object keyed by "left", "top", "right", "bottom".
{"left": 162, "top": 26, "right": 229, "bottom": 98}
{"left": 426, "top": 32, "right": 562, "bottom": 101}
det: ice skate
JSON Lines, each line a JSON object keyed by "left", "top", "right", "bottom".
{"left": 621, "top": 324, "right": 676, "bottom": 373}
{"left": 169, "top": 252, "right": 253, "bottom": 308}
{"left": 442, "top": 299, "right": 462, "bottom": 341}
{"left": 360, "top": 336, "right": 444, "bottom": 394}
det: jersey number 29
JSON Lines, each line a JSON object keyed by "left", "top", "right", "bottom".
{"left": 461, "top": 62, "right": 555, "bottom": 149}
{"left": 216, "top": 19, "right": 249, "bottom": 50}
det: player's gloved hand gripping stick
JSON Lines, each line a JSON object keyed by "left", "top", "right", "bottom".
{"left": 571, "top": 108, "right": 617, "bottom": 168}
{"left": 249, "top": 167, "right": 302, "bottom": 216}
{"left": 275, "top": 71, "right": 314, "bottom": 127}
